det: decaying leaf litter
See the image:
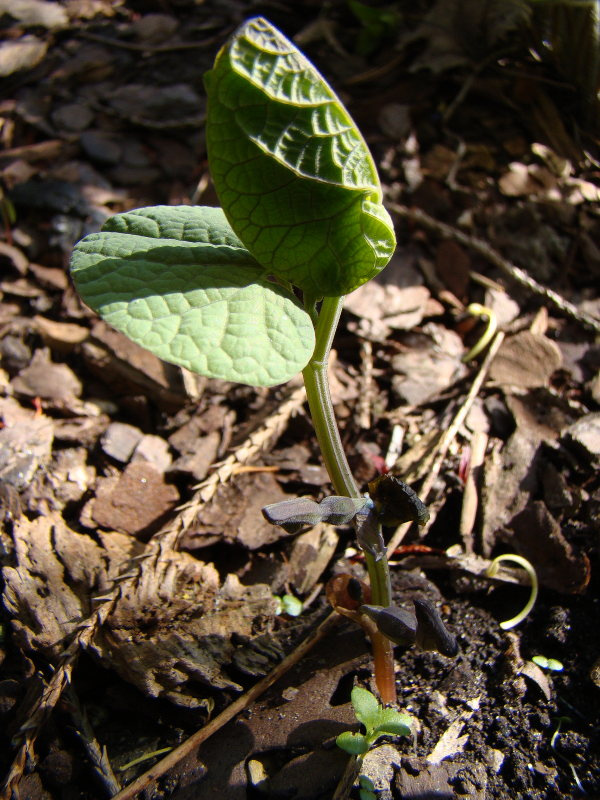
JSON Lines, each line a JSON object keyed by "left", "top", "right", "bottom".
{"left": 1, "top": 1, "right": 599, "bottom": 798}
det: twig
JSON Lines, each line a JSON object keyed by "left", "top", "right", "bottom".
{"left": 389, "top": 203, "right": 600, "bottom": 336}
{"left": 109, "top": 611, "right": 341, "bottom": 800}
{"left": 357, "top": 339, "right": 373, "bottom": 429}
{"left": 386, "top": 331, "right": 505, "bottom": 555}
{"left": 459, "top": 430, "right": 488, "bottom": 554}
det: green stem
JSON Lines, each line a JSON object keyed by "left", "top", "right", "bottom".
{"left": 302, "top": 296, "right": 357, "bottom": 499}
{"left": 302, "top": 295, "right": 396, "bottom": 703}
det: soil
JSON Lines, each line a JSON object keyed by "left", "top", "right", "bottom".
{"left": 1, "top": 2, "right": 599, "bottom": 800}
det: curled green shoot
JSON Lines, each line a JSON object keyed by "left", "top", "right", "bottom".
{"left": 462, "top": 303, "right": 498, "bottom": 362}
{"left": 486, "top": 554, "right": 538, "bottom": 630}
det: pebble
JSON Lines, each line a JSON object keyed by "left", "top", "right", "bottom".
{"left": 100, "top": 422, "right": 144, "bottom": 463}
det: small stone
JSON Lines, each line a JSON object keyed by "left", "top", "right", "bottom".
{"left": 131, "top": 434, "right": 172, "bottom": 471}
{"left": 167, "top": 431, "right": 220, "bottom": 481}
{"left": 101, "top": 422, "right": 144, "bottom": 463}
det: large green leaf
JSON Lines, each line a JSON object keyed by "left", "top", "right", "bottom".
{"left": 70, "top": 205, "right": 315, "bottom": 387}
{"left": 204, "top": 17, "right": 396, "bottom": 298}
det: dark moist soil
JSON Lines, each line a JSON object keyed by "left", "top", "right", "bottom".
{"left": 1, "top": 1, "right": 600, "bottom": 799}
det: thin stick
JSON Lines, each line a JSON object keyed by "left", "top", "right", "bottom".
{"left": 386, "top": 331, "right": 505, "bottom": 555}
{"left": 109, "top": 611, "right": 341, "bottom": 800}
{"left": 389, "top": 203, "right": 600, "bottom": 336}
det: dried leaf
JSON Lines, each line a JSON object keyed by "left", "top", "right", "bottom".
{"left": 489, "top": 331, "right": 562, "bottom": 388}
{"left": 12, "top": 348, "right": 82, "bottom": 400}
{"left": 391, "top": 324, "right": 466, "bottom": 405}
{"left": 427, "top": 697, "right": 480, "bottom": 764}
{"left": 503, "top": 501, "right": 590, "bottom": 593}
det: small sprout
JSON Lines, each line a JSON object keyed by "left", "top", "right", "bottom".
{"left": 273, "top": 594, "right": 303, "bottom": 616}
{"left": 280, "top": 594, "right": 303, "bottom": 617}
{"left": 367, "top": 474, "right": 430, "bottom": 527}
{"left": 462, "top": 303, "right": 498, "bottom": 362}
{"left": 532, "top": 655, "right": 564, "bottom": 672}
{"left": 486, "top": 554, "right": 538, "bottom": 629}
{"left": 335, "top": 687, "right": 412, "bottom": 755}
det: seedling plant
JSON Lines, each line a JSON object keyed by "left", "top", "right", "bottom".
{"left": 70, "top": 17, "right": 455, "bottom": 705}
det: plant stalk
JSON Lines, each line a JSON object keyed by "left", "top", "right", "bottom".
{"left": 302, "top": 296, "right": 396, "bottom": 704}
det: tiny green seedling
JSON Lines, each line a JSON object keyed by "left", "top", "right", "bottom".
{"left": 69, "top": 17, "right": 452, "bottom": 704}
{"left": 336, "top": 686, "right": 412, "bottom": 756}
{"left": 274, "top": 593, "right": 303, "bottom": 617}
{"left": 532, "top": 655, "right": 564, "bottom": 672}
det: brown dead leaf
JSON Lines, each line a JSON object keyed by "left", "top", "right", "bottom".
{"left": 287, "top": 524, "right": 339, "bottom": 595}
{"left": 562, "top": 412, "right": 600, "bottom": 462}
{"left": 344, "top": 257, "right": 430, "bottom": 341}
{"left": 188, "top": 472, "right": 291, "bottom": 550}
{"left": 502, "top": 501, "right": 590, "bottom": 593}
{"left": 0, "top": 241, "right": 28, "bottom": 275}
{"left": 406, "top": 0, "right": 529, "bottom": 73}
{"left": 480, "top": 433, "right": 542, "bottom": 556}
{"left": 12, "top": 348, "right": 82, "bottom": 400}
{"left": 391, "top": 324, "right": 466, "bottom": 405}
{"left": 427, "top": 697, "right": 480, "bottom": 764}
{"left": 33, "top": 316, "right": 89, "bottom": 352}
{"left": 1, "top": 0, "right": 69, "bottom": 29}
{"left": 2, "top": 514, "right": 278, "bottom": 706}
{"left": 83, "top": 322, "right": 189, "bottom": 409}
{"left": 489, "top": 331, "right": 562, "bottom": 388}
{"left": 0, "top": 405, "right": 54, "bottom": 491}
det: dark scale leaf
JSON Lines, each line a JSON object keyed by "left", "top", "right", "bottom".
{"left": 368, "top": 474, "right": 430, "bottom": 526}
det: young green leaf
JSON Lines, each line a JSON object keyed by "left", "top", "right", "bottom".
{"left": 372, "top": 708, "right": 412, "bottom": 737}
{"left": 70, "top": 205, "right": 315, "bottom": 387}
{"left": 335, "top": 731, "right": 369, "bottom": 755}
{"left": 204, "top": 17, "right": 396, "bottom": 298}
{"left": 351, "top": 686, "right": 381, "bottom": 728}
